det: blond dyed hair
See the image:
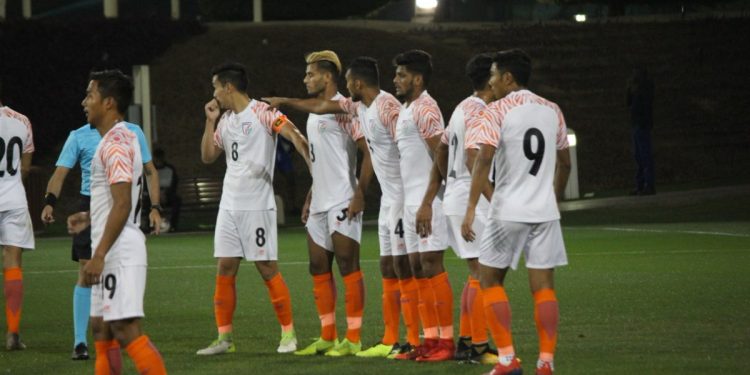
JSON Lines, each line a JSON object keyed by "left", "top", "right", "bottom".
{"left": 305, "top": 50, "right": 342, "bottom": 76}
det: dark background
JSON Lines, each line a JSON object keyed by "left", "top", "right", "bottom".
{"left": 2, "top": 0, "right": 749, "bottom": 229}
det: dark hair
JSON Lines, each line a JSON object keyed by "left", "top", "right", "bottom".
{"left": 89, "top": 69, "right": 134, "bottom": 115}
{"left": 466, "top": 53, "right": 493, "bottom": 90}
{"left": 493, "top": 49, "right": 532, "bottom": 86}
{"left": 211, "top": 62, "right": 249, "bottom": 93}
{"left": 348, "top": 57, "right": 380, "bottom": 87}
{"left": 311, "top": 60, "right": 340, "bottom": 77}
{"left": 393, "top": 49, "right": 432, "bottom": 86}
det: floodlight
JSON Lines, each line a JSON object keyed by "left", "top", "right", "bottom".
{"left": 417, "top": 0, "right": 438, "bottom": 11}
{"left": 567, "top": 133, "right": 577, "bottom": 147}
{"left": 574, "top": 14, "right": 587, "bottom": 22}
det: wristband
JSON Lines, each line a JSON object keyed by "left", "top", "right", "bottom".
{"left": 271, "top": 115, "right": 289, "bottom": 134}
{"left": 45, "top": 192, "right": 58, "bottom": 207}
{"left": 151, "top": 204, "right": 163, "bottom": 214}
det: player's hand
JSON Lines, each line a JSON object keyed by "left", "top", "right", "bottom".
{"left": 301, "top": 195, "right": 311, "bottom": 224}
{"left": 83, "top": 255, "right": 104, "bottom": 286}
{"left": 416, "top": 204, "right": 433, "bottom": 238}
{"left": 347, "top": 190, "right": 365, "bottom": 222}
{"left": 261, "top": 97, "right": 286, "bottom": 109}
{"left": 461, "top": 209, "right": 476, "bottom": 242}
{"left": 41, "top": 205, "right": 55, "bottom": 224}
{"left": 149, "top": 209, "right": 162, "bottom": 235}
{"left": 67, "top": 211, "right": 90, "bottom": 235}
{"left": 205, "top": 98, "right": 221, "bottom": 122}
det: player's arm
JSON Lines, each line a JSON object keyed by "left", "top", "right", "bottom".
{"left": 42, "top": 166, "right": 71, "bottom": 224}
{"left": 554, "top": 148, "right": 572, "bottom": 202}
{"left": 262, "top": 97, "right": 346, "bottom": 115}
{"left": 143, "top": 161, "right": 162, "bottom": 234}
{"left": 465, "top": 148, "right": 493, "bottom": 201}
{"left": 201, "top": 99, "right": 223, "bottom": 164}
{"left": 83, "top": 181, "right": 132, "bottom": 285}
{"left": 462, "top": 144, "right": 495, "bottom": 242}
{"left": 348, "top": 138, "right": 374, "bottom": 220}
{"left": 20, "top": 151, "right": 32, "bottom": 181}
{"left": 276, "top": 118, "right": 312, "bottom": 171}
{"left": 301, "top": 188, "right": 312, "bottom": 224}
{"left": 416, "top": 151, "right": 445, "bottom": 238}
{"left": 425, "top": 134, "right": 443, "bottom": 155}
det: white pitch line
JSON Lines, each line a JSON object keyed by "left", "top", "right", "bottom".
{"left": 567, "top": 226, "right": 750, "bottom": 238}
{"left": 23, "top": 258, "right": 381, "bottom": 275}
{"left": 569, "top": 248, "right": 750, "bottom": 256}
{"left": 24, "top": 247, "right": 750, "bottom": 275}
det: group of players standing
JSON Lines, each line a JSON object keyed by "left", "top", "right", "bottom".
{"left": 0, "top": 47, "right": 570, "bottom": 375}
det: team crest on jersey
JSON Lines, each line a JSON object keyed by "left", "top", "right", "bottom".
{"left": 318, "top": 120, "right": 328, "bottom": 132}
{"left": 241, "top": 122, "right": 253, "bottom": 135}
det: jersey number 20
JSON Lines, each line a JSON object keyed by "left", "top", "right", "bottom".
{"left": 0, "top": 136, "right": 23, "bottom": 178}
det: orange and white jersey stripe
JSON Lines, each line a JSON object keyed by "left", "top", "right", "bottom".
{"left": 395, "top": 90, "right": 445, "bottom": 206}
{"left": 441, "top": 96, "right": 490, "bottom": 216}
{"left": 0, "top": 106, "right": 34, "bottom": 211}
{"left": 214, "top": 99, "right": 285, "bottom": 211}
{"left": 307, "top": 92, "right": 364, "bottom": 214}
{"left": 339, "top": 91, "right": 404, "bottom": 207}
{"left": 470, "top": 89, "right": 568, "bottom": 222}
{"left": 90, "top": 122, "right": 146, "bottom": 266}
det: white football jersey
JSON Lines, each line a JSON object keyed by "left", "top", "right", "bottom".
{"left": 441, "top": 96, "right": 489, "bottom": 216}
{"left": 339, "top": 91, "right": 404, "bottom": 207}
{"left": 0, "top": 106, "right": 34, "bottom": 212}
{"left": 394, "top": 91, "right": 445, "bottom": 206}
{"left": 214, "top": 100, "right": 284, "bottom": 211}
{"left": 308, "top": 93, "right": 363, "bottom": 214}
{"left": 90, "top": 122, "right": 145, "bottom": 266}
{"left": 468, "top": 90, "right": 569, "bottom": 222}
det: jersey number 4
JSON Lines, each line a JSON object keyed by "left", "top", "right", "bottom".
{"left": 0, "top": 136, "right": 23, "bottom": 178}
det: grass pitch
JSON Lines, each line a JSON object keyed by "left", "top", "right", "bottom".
{"left": 2, "top": 193, "right": 749, "bottom": 374}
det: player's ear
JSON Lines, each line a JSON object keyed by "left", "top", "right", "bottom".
{"left": 103, "top": 96, "right": 115, "bottom": 111}
{"left": 414, "top": 74, "right": 424, "bottom": 88}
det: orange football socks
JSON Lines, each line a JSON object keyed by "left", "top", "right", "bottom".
{"left": 483, "top": 285, "right": 515, "bottom": 357}
{"left": 534, "top": 288, "right": 559, "bottom": 362}
{"left": 3, "top": 267, "right": 22, "bottom": 334}
{"left": 468, "top": 277, "right": 488, "bottom": 345}
{"left": 416, "top": 277, "right": 439, "bottom": 340}
{"left": 398, "top": 277, "right": 420, "bottom": 346}
{"left": 430, "top": 272, "right": 454, "bottom": 340}
{"left": 312, "top": 272, "right": 337, "bottom": 341}
{"left": 381, "top": 278, "right": 401, "bottom": 345}
{"left": 343, "top": 270, "right": 365, "bottom": 343}
{"left": 264, "top": 273, "right": 294, "bottom": 333}
{"left": 125, "top": 335, "right": 166, "bottom": 375}
{"left": 94, "top": 339, "right": 121, "bottom": 375}
{"left": 459, "top": 278, "right": 472, "bottom": 339}
{"left": 214, "top": 275, "right": 236, "bottom": 335}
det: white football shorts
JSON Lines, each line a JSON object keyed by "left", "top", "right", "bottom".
{"left": 403, "top": 202, "right": 450, "bottom": 254}
{"left": 0, "top": 207, "right": 34, "bottom": 250}
{"left": 378, "top": 204, "right": 407, "bottom": 257}
{"left": 91, "top": 265, "right": 146, "bottom": 321}
{"left": 214, "top": 209, "right": 278, "bottom": 261}
{"left": 446, "top": 213, "right": 486, "bottom": 259}
{"left": 479, "top": 219, "right": 568, "bottom": 270}
{"left": 306, "top": 200, "right": 363, "bottom": 252}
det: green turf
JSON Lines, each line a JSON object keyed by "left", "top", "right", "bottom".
{"left": 3, "top": 211, "right": 749, "bottom": 373}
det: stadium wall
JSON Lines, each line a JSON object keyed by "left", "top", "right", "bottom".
{"left": 2, "top": 18, "right": 748, "bottom": 223}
